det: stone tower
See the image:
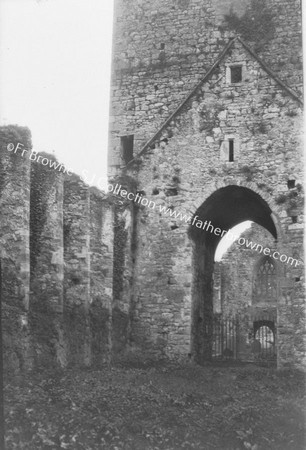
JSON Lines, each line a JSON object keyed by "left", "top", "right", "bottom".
{"left": 108, "top": 0, "right": 304, "bottom": 368}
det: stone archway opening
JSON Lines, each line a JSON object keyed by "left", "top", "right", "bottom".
{"left": 188, "top": 186, "right": 277, "bottom": 364}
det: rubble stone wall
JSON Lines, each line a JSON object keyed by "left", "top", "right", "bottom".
{"left": 0, "top": 126, "right": 31, "bottom": 373}
{"left": 0, "top": 126, "right": 114, "bottom": 374}
{"left": 214, "top": 223, "right": 278, "bottom": 360}
{"left": 215, "top": 223, "right": 277, "bottom": 317}
{"left": 109, "top": 0, "right": 302, "bottom": 169}
{"left": 109, "top": 32, "right": 304, "bottom": 368}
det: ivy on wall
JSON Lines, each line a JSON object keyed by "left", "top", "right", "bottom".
{"left": 223, "top": 0, "right": 276, "bottom": 51}
{"left": 275, "top": 184, "right": 304, "bottom": 213}
{"left": 0, "top": 126, "right": 31, "bottom": 196}
{"left": 29, "top": 155, "right": 59, "bottom": 273}
{"left": 113, "top": 206, "right": 128, "bottom": 303}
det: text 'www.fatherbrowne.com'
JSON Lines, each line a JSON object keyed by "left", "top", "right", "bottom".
{"left": 107, "top": 181, "right": 300, "bottom": 268}
{"left": 6, "top": 145, "right": 301, "bottom": 268}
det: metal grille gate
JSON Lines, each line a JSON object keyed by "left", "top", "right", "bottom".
{"left": 212, "top": 315, "right": 239, "bottom": 360}
{"left": 212, "top": 315, "right": 277, "bottom": 363}
{"left": 253, "top": 320, "right": 276, "bottom": 361}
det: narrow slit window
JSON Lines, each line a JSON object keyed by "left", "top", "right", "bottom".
{"left": 229, "top": 139, "right": 234, "bottom": 161}
{"left": 230, "top": 66, "right": 242, "bottom": 83}
{"left": 121, "top": 135, "right": 134, "bottom": 164}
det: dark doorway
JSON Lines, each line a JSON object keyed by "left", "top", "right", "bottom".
{"left": 189, "top": 186, "right": 277, "bottom": 364}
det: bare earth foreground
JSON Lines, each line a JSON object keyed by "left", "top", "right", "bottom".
{"left": 4, "top": 361, "right": 306, "bottom": 450}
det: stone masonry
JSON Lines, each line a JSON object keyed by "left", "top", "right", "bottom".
{"left": 0, "top": 0, "right": 304, "bottom": 373}
{"left": 0, "top": 126, "right": 114, "bottom": 374}
{"left": 214, "top": 223, "right": 279, "bottom": 361}
{"left": 108, "top": 0, "right": 304, "bottom": 368}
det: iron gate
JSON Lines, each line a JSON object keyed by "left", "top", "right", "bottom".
{"left": 212, "top": 315, "right": 239, "bottom": 360}
{"left": 212, "top": 315, "right": 276, "bottom": 363}
{"left": 253, "top": 320, "right": 276, "bottom": 361}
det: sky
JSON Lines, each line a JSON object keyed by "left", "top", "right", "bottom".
{"left": 0, "top": 0, "right": 113, "bottom": 182}
{"left": 1, "top": 0, "right": 304, "bottom": 260}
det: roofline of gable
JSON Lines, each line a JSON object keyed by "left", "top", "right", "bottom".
{"left": 124, "top": 36, "right": 303, "bottom": 170}
{"left": 237, "top": 37, "right": 303, "bottom": 106}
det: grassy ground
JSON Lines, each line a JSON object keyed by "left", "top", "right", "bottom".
{"left": 4, "top": 361, "right": 306, "bottom": 450}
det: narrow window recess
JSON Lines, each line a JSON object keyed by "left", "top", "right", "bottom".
{"left": 287, "top": 179, "right": 296, "bottom": 189}
{"left": 229, "top": 139, "right": 234, "bottom": 161}
{"left": 165, "top": 188, "right": 178, "bottom": 197}
{"left": 291, "top": 216, "right": 298, "bottom": 223}
{"left": 120, "top": 135, "right": 134, "bottom": 164}
{"left": 230, "top": 65, "right": 242, "bottom": 83}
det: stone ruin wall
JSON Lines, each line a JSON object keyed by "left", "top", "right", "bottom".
{"left": 109, "top": 0, "right": 302, "bottom": 169}
{"left": 0, "top": 127, "right": 31, "bottom": 372}
{"left": 214, "top": 223, "right": 277, "bottom": 317}
{"left": 0, "top": 0, "right": 304, "bottom": 372}
{"left": 213, "top": 223, "right": 278, "bottom": 360}
{"left": 112, "top": 42, "right": 304, "bottom": 366}
{"left": 108, "top": 0, "right": 304, "bottom": 368}
{"left": 0, "top": 126, "right": 114, "bottom": 374}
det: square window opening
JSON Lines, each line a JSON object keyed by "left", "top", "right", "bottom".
{"left": 287, "top": 179, "right": 295, "bottom": 189}
{"left": 121, "top": 135, "right": 134, "bottom": 165}
{"left": 230, "top": 66, "right": 242, "bottom": 83}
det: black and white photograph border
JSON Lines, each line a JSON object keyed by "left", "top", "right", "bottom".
{"left": 0, "top": 1, "right": 305, "bottom": 449}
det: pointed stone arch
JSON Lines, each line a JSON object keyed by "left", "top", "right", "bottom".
{"left": 187, "top": 180, "right": 285, "bottom": 252}
{"left": 188, "top": 185, "right": 283, "bottom": 363}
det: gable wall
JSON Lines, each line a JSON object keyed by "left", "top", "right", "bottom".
{"left": 109, "top": 0, "right": 302, "bottom": 171}
{"left": 117, "top": 39, "right": 304, "bottom": 366}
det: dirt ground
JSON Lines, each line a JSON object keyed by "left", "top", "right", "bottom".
{"left": 4, "top": 360, "right": 306, "bottom": 450}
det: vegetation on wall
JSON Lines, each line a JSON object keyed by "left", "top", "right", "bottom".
{"left": 199, "top": 101, "right": 223, "bottom": 134}
{"left": 30, "top": 154, "right": 60, "bottom": 273}
{"left": 240, "top": 165, "right": 257, "bottom": 182}
{"left": 89, "top": 300, "right": 111, "bottom": 366}
{"left": 113, "top": 206, "right": 128, "bottom": 303}
{"left": 0, "top": 126, "right": 31, "bottom": 196}
{"left": 28, "top": 293, "right": 58, "bottom": 366}
{"left": 223, "top": 0, "right": 276, "bottom": 51}
{"left": 275, "top": 184, "right": 304, "bottom": 212}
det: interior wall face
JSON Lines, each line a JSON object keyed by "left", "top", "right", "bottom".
{"left": 216, "top": 224, "right": 277, "bottom": 316}
{"left": 214, "top": 223, "right": 279, "bottom": 361}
